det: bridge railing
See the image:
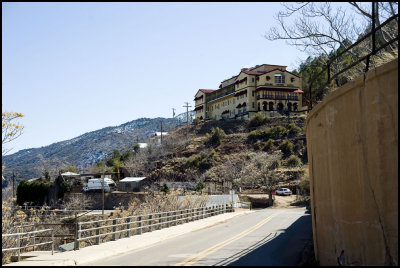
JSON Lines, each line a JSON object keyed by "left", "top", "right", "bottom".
{"left": 75, "top": 204, "right": 234, "bottom": 250}
{"left": 2, "top": 229, "right": 54, "bottom": 262}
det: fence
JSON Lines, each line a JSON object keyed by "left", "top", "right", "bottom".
{"left": 2, "top": 229, "right": 54, "bottom": 262}
{"left": 75, "top": 204, "right": 233, "bottom": 250}
{"left": 307, "top": 4, "right": 398, "bottom": 110}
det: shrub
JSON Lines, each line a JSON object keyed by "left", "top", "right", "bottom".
{"left": 195, "top": 182, "right": 205, "bottom": 192}
{"left": 286, "top": 155, "right": 302, "bottom": 167}
{"left": 205, "top": 127, "right": 225, "bottom": 147}
{"left": 198, "top": 150, "right": 220, "bottom": 171}
{"left": 247, "top": 129, "right": 271, "bottom": 143}
{"left": 269, "top": 125, "right": 287, "bottom": 139}
{"left": 263, "top": 139, "right": 274, "bottom": 152}
{"left": 16, "top": 180, "right": 52, "bottom": 206}
{"left": 287, "top": 123, "right": 302, "bottom": 138}
{"left": 160, "top": 183, "right": 170, "bottom": 194}
{"left": 193, "top": 118, "right": 201, "bottom": 125}
{"left": 59, "top": 181, "right": 73, "bottom": 199}
{"left": 247, "top": 114, "right": 270, "bottom": 129}
{"left": 185, "top": 150, "right": 220, "bottom": 171}
{"left": 279, "top": 140, "right": 294, "bottom": 158}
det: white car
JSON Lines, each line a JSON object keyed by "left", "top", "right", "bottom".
{"left": 276, "top": 188, "right": 292, "bottom": 196}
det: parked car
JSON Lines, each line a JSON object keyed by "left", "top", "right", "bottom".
{"left": 276, "top": 188, "right": 292, "bottom": 196}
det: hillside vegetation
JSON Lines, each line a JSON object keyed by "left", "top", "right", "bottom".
{"left": 106, "top": 114, "right": 308, "bottom": 192}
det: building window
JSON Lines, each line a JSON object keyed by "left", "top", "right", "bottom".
{"left": 275, "top": 73, "right": 285, "bottom": 84}
{"left": 252, "top": 77, "right": 255, "bottom": 82}
{"left": 233, "top": 99, "right": 235, "bottom": 104}
{"left": 252, "top": 91, "right": 254, "bottom": 97}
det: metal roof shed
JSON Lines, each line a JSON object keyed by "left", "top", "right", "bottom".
{"left": 118, "top": 177, "right": 147, "bottom": 192}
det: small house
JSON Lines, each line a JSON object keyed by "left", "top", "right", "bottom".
{"left": 118, "top": 177, "right": 147, "bottom": 192}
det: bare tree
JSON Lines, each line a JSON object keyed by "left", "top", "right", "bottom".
{"left": 266, "top": 2, "right": 397, "bottom": 58}
{"left": 239, "top": 152, "right": 282, "bottom": 206}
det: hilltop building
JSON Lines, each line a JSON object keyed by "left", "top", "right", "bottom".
{"left": 194, "top": 64, "right": 306, "bottom": 120}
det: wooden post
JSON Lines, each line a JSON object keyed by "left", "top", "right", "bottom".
{"left": 77, "top": 223, "right": 81, "bottom": 250}
{"left": 112, "top": 219, "right": 117, "bottom": 241}
{"left": 126, "top": 217, "right": 131, "bottom": 238}
{"left": 74, "top": 212, "right": 78, "bottom": 250}
{"left": 51, "top": 230, "right": 54, "bottom": 255}
{"left": 138, "top": 216, "right": 142, "bottom": 235}
{"left": 180, "top": 210, "right": 183, "bottom": 224}
{"left": 166, "top": 212, "right": 170, "bottom": 228}
{"left": 148, "top": 214, "right": 153, "bottom": 232}
{"left": 17, "top": 234, "right": 21, "bottom": 262}
{"left": 95, "top": 222, "right": 100, "bottom": 245}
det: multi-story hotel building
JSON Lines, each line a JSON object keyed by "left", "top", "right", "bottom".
{"left": 194, "top": 64, "right": 306, "bottom": 120}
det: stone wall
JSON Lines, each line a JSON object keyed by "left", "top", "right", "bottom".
{"left": 306, "top": 59, "right": 397, "bottom": 265}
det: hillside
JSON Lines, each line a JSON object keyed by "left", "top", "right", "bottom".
{"left": 116, "top": 115, "right": 308, "bottom": 191}
{"left": 2, "top": 117, "right": 181, "bottom": 179}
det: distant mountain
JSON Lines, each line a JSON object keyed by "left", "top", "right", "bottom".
{"left": 2, "top": 117, "right": 183, "bottom": 179}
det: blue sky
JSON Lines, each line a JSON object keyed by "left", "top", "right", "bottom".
{"left": 2, "top": 2, "right": 315, "bottom": 154}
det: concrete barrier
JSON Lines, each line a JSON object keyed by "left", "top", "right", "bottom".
{"left": 306, "top": 59, "right": 397, "bottom": 266}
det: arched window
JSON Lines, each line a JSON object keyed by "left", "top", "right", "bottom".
{"left": 269, "top": 102, "right": 274, "bottom": 111}
{"left": 262, "top": 101, "right": 268, "bottom": 111}
{"left": 277, "top": 103, "right": 284, "bottom": 111}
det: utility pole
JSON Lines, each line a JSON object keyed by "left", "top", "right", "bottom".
{"left": 12, "top": 172, "right": 16, "bottom": 198}
{"left": 172, "top": 108, "right": 176, "bottom": 118}
{"left": 183, "top": 102, "right": 192, "bottom": 126}
{"left": 160, "top": 120, "right": 163, "bottom": 145}
{"left": 102, "top": 173, "right": 105, "bottom": 216}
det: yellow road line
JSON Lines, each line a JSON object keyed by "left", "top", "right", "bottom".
{"left": 174, "top": 211, "right": 283, "bottom": 266}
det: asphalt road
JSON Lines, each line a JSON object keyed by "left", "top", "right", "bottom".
{"left": 86, "top": 208, "right": 312, "bottom": 266}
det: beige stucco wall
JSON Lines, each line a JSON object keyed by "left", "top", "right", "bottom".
{"left": 306, "top": 59, "right": 398, "bottom": 266}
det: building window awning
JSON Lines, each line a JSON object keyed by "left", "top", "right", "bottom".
{"left": 236, "top": 104, "right": 242, "bottom": 108}
{"left": 294, "top": 89, "right": 304, "bottom": 93}
{"left": 194, "top": 95, "right": 204, "bottom": 101}
{"left": 242, "top": 102, "right": 246, "bottom": 107}
{"left": 194, "top": 105, "right": 203, "bottom": 111}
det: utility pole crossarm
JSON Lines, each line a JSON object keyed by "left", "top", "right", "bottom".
{"left": 183, "top": 102, "right": 192, "bottom": 126}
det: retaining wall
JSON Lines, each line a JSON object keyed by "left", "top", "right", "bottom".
{"left": 306, "top": 59, "right": 397, "bottom": 265}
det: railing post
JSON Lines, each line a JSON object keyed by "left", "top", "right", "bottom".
{"left": 166, "top": 212, "right": 170, "bottom": 228}
{"left": 51, "top": 229, "right": 54, "bottom": 255}
{"left": 17, "top": 234, "right": 21, "bottom": 262}
{"left": 202, "top": 207, "right": 205, "bottom": 219}
{"left": 112, "top": 219, "right": 117, "bottom": 241}
{"left": 173, "top": 211, "right": 177, "bottom": 226}
{"left": 95, "top": 222, "right": 100, "bottom": 245}
{"left": 191, "top": 209, "right": 194, "bottom": 221}
{"left": 180, "top": 210, "right": 183, "bottom": 224}
{"left": 126, "top": 217, "right": 131, "bottom": 238}
{"left": 77, "top": 223, "right": 81, "bottom": 250}
{"left": 74, "top": 212, "right": 78, "bottom": 250}
{"left": 149, "top": 214, "right": 153, "bottom": 232}
{"left": 33, "top": 232, "right": 36, "bottom": 252}
{"left": 138, "top": 215, "right": 142, "bottom": 235}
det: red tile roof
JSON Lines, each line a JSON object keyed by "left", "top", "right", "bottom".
{"left": 242, "top": 70, "right": 265, "bottom": 75}
{"left": 199, "top": 89, "right": 216, "bottom": 94}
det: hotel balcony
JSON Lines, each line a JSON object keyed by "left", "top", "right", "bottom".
{"left": 256, "top": 95, "right": 299, "bottom": 101}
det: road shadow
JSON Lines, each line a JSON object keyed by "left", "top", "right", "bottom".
{"left": 214, "top": 213, "right": 313, "bottom": 266}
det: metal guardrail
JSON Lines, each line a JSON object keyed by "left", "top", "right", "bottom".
{"left": 74, "top": 204, "right": 234, "bottom": 250}
{"left": 307, "top": 6, "right": 398, "bottom": 110}
{"left": 2, "top": 229, "right": 54, "bottom": 262}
